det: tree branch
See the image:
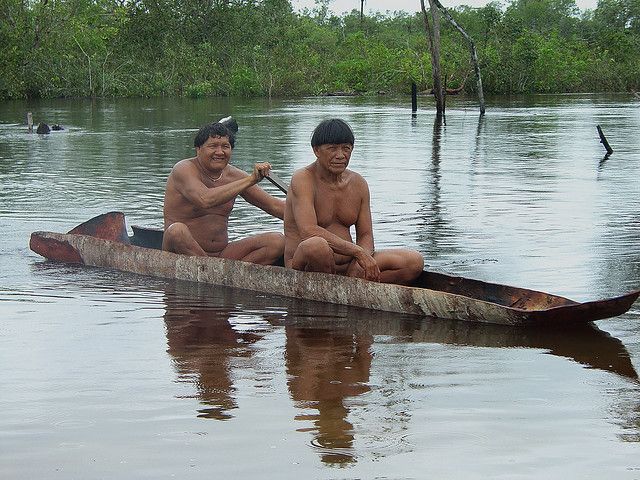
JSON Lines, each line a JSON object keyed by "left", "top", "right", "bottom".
{"left": 429, "top": 0, "right": 485, "bottom": 115}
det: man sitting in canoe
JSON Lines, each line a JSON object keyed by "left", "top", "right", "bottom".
{"left": 163, "top": 122, "right": 285, "bottom": 264}
{"left": 284, "top": 118, "right": 424, "bottom": 284}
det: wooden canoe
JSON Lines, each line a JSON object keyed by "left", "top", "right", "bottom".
{"left": 29, "top": 212, "right": 640, "bottom": 327}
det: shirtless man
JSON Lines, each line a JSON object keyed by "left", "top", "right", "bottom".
{"left": 284, "top": 118, "right": 424, "bottom": 285}
{"left": 163, "top": 122, "right": 285, "bottom": 265}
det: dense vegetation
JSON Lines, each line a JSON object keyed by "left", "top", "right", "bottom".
{"left": 1, "top": 0, "right": 638, "bottom": 99}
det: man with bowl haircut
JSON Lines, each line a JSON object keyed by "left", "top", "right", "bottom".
{"left": 163, "top": 122, "right": 285, "bottom": 264}
{"left": 284, "top": 118, "right": 424, "bottom": 284}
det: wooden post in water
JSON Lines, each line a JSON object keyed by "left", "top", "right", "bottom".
{"left": 411, "top": 82, "right": 418, "bottom": 112}
{"left": 421, "top": 0, "right": 445, "bottom": 118}
{"left": 27, "top": 112, "right": 33, "bottom": 133}
{"left": 596, "top": 125, "right": 613, "bottom": 155}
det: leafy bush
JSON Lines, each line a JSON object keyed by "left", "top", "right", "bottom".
{"left": 1, "top": 0, "right": 639, "bottom": 99}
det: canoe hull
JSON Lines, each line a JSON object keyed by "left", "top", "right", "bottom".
{"left": 29, "top": 228, "right": 640, "bottom": 326}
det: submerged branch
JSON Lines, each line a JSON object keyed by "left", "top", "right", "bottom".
{"left": 596, "top": 125, "right": 613, "bottom": 155}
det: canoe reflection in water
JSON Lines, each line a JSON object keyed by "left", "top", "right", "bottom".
{"left": 162, "top": 281, "right": 638, "bottom": 464}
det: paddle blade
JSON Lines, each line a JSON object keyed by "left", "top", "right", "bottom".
{"left": 219, "top": 116, "right": 239, "bottom": 134}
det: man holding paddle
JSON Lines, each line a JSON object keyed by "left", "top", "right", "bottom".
{"left": 284, "top": 118, "right": 424, "bottom": 284}
{"left": 163, "top": 121, "right": 285, "bottom": 264}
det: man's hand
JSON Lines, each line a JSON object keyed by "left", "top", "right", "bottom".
{"left": 346, "top": 259, "right": 365, "bottom": 279}
{"left": 251, "top": 162, "right": 272, "bottom": 183}
{"left": 350, "top": 249, "right": 380, "bottom": 282}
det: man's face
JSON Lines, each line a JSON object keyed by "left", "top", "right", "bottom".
{"left": 196, "top": 135, "right": 232, "bottom": 170}
{"left": 313, "top": 143, "right": 353, "bottom": 174}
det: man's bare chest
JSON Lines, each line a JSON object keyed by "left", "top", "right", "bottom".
{"left": 172, "top": 183, "right": 236, "bottom": 218}
{"left": 314, "top": 188, "right": 360, "bottom": 228}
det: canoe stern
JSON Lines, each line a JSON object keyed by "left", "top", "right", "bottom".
{"left": 30, "top": 232, "right": 84, "bottom": 264}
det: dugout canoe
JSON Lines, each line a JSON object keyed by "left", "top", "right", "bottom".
{"left": 29, "top": 212, "right": 640, "bottom": 327}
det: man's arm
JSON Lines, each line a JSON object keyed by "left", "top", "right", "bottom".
{"left": 345, "top": 177, "right": 379, "bottom": 280}
{"left": 241, "top": 179, "right": 285, "bottom": 220}
{"left": 353, "top": 179, "right": 375, "bottom": 255}
{"left": 172, "top": 161, "right": 267, "bottom": 210}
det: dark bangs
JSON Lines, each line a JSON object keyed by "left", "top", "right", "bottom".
{"left": 194, "top": 122, "right": 235, "bottom": 148}
{"left": 311, "top": 119, "right": 355, "bottom": 147}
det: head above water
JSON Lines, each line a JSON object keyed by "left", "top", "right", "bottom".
{"left": 311, "top": 119, "right": 355, "bottom": 148}
{"left": 194, "top": 122, "right": 235, "bottom": 149}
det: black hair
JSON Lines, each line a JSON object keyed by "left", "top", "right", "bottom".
{"left": 311, "top": 119, "right": 355, "bottom": 147}
{"left": 194, "top": 122, "right": 235, "bottom": 148}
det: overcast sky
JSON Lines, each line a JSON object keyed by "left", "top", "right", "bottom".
{"left": 290, "top": 0, "right": 599, "bottom": 16}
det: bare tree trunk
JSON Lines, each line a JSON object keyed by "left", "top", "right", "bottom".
{"left": 73, "top": 36, "right": 93, "bottom": 97}
{"left": 101, "top": 51, "right": 111, "bottom": 96}
{"left": 430, "top": 0, "right": 485, "bottom": 115}
{"left": 420, "top": 0, "right": 445, "bottom": 117}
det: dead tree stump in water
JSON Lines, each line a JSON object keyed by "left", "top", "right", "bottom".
{"left": 411, "top": 82, "right": 418, "bottom": 112}
{"left": 596, "top": 125, "right": 613, "bottom": 155}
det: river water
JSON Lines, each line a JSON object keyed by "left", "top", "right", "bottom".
{"left": 1, "top": 94, "right": 639, "bottom": 478}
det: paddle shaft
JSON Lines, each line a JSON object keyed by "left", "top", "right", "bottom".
{"left": 216, "top": 116, "right": 287, "bottom": 194}
{"left": 265, "top": 172, "right": 289, "bottom": 194}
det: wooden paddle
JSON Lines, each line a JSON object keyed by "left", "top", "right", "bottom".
{"left": 265, "top": 171, "right": 289, "bottom": 194}
{"left": 217, "top": 115, "right": 288, "bottom": 194}
{"left": 218, "top": 116, "right": 239, "bottom": 134}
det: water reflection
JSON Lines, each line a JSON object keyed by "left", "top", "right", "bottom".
{"left": 284, "top": 321, "right": 372, "bottom": 465}
{"left": 471, "top": 114, "right": 486, "bottom": 163}
{"left": 162, "top": 282, "right": 373, "bottom": 464}
{"left": 598, "top": 152, "right": 612, "bottom": 171}
{"left": 161, "top": 281, "right": 638, "bottom": 465}
{"left": 408, "top": 319, "right": 638, "bottom": 381}
{"left": 417, "top": 118, "right": 444, "bottom": 258}
{"left": 164, "top": 303, "right": 266, "bottom": 420}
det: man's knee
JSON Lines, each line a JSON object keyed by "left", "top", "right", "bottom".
{"left": 261, "top": 232, "right": 285, "bottom": 261}
{"left": 293, "top": 237, "right": 334, "bottom": 271}
{"left": 398, "top": 249, "right": 424, "bottom": 283}
{"left": 406, "top": 249, "right": 424, "bottom": 273}
{"left": 299, "top": 236, "right": 332, "bottom": 258}
{"left": 162, "top": 222, "right": 189, "bottom": 250}
{"left": 376, "top": 248, "right": 424, "bottom": 284}
{"left": 264, "top": 232, "right": 285, "bottom": 250}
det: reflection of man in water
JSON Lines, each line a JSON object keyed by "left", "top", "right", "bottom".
{"left": 163, "top": 287, "right": 266, "bottom": 420}
{"left": 285, "top": 325, "right": 373, "bottom": 465}
{"left": 163, "top": 283, "right": 376, "bottom": 465}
